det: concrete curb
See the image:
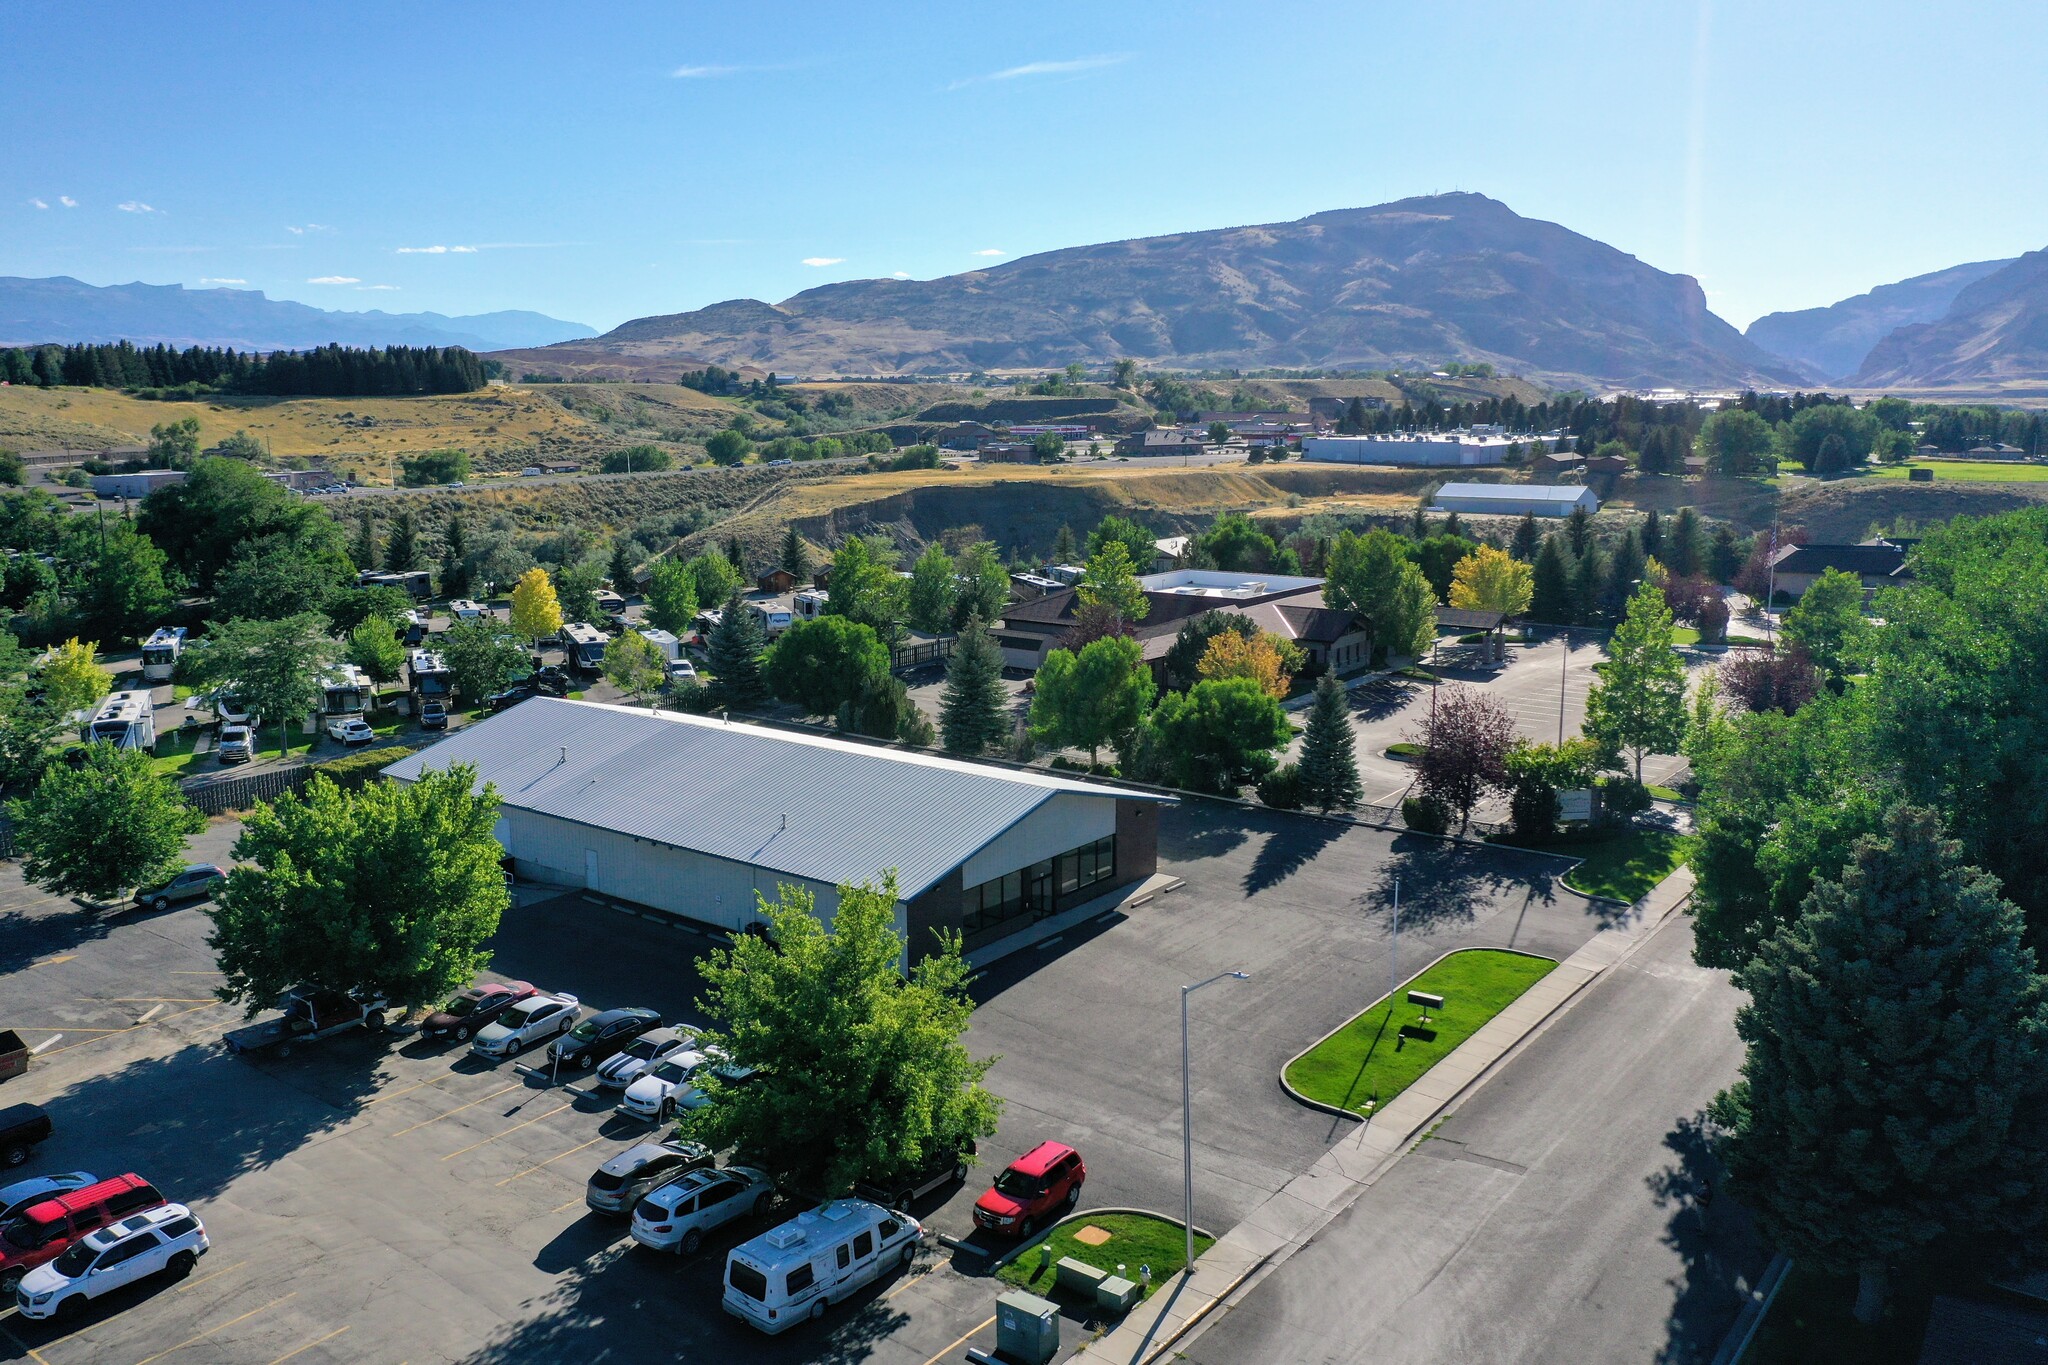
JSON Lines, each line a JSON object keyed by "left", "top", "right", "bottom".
{"left": 1711, "top": 1252, "right": 1791, "bottom": 1365}
{"left": 1276, "top": 947, "right": 1563, "bottom": 1123}
{"left": 983, "top": 1208, "right": 1216, "bottom": 1275}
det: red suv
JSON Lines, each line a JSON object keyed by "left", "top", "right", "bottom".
{"left": 973, "top": 1141, "right": 1084, "bottom": 1237}
{"left": 0, "top": 1173, "right": 164, "bottom": 1294}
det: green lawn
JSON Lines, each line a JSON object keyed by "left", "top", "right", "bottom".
{"left": 1555, "top": 829, "right": 1693, "bottom": 902}
{"left": 1866, "top": 459, "right": 2048, "bottom": 483}
{"left": 1672, "top": 626, "right": 1701, "bottom": 645}
{"left": 1385, "top": 742, "right": 1425, "bottom": 760}
{"left": 150, "top": 725, "right": 295, "bottom": 778}
{"left": 1284, "top": 949, "right": 1557, "bottom": 1118}
{"left": 996, "top": 1212, "right": 1212, "bottom": 1302}
{"left": 1645, "top": 784, "right": 1685, "bottom": 802}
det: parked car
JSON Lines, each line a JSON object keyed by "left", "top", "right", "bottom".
{"left": 470, "top": 992, "right": 580, "bottom": 1059}
{"left": 855, "top": 1140, "right": 977, "bottom": 1212}
{"left": 327, "top": 717, "right": 375, "bottom": 746}
{"left": 594, "top": 1027, "right": 696, "bottom": 1090}
{"left": 971, "top": 1141, "right": 1084, "bottom": 1238}
{"left": 548, "top": 1007, "right": 662, "bottom": 1069}
{"left": 0, "top": 1173, "right": 164, "bottom": 1295}
{"left": 630, "top": 1166, "right": 775, "bottom": 1256}
{"left": 0, "top": 1104, "right": 54, "bottom": 1169}
{"left": 216, "top": 725, "right": 253, "bottom": 764}
{"left": 723, "top": 1199, "right": 921, "bottom": 1334}
{"left": 584, "top": 1139, "right": 713, "bottom": 1216}
{"left": 483, "top": 672, "right": 568, "bottom": 712}
{"left": 418, "top": 699, "right": 449, "bottom": 730}
{"left": 14, "top": 1203, "right": 208, "bottom": 1320}
{"left": 134, "top": 863, "right": 226, "bottom": 913}
{"left": 666, "top": 659, "right": 697, "bottom": 685}
{"left": 618, "top": 1047, "right": 743, "bottom": 1121}
{"left": 0, "top": 1174, "right": 96, "bottom": 1224}
{"left": 222, "top": 988, "right": 388, "bottom": 1058}
{"left": 420, "top": 981, "right": 536, "bottom": 1043}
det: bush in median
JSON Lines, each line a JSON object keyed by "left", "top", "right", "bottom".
{"left": 319, "top": 745, "right": 414, "bottom": 791}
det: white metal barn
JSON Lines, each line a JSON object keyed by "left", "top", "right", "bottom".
{"left": 381, "top": 699, "right": 1172, "bottom": 961}
{"left": 1429, "top": 483, "right": 1599, "bottom": 518}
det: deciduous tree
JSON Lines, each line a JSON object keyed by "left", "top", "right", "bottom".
{"left": 907, "top": 543, "right": 958, "bottom": 634}
{"left": 1449, "top": 544, "right": 1533, "bottom": 617}
{"left": 1029, "top": 634, "right": 1152, "bottom": 768}
{"left": 508, "top": 566, "right": 564, "bottom": 643}
{"left": 1076, "top": 540, "right": 1149, "bottom": 626}
{"left": 1147, "top": 676, "right": 1293, "bottom": 794}
{"left": 439, "top": 619, "right": 529, "bottom": 703}
{"left": 347, "top": 617, "right": 405, "bottom": 684}
{"left": 1196, "top": 629, "right": 1294, "bottom": 699}
{"left": 9, "top": 745, "right": 203, "bottom": 904}
{"left": 197, "top": 613, "right": 338, "bottom": 756}
{"left": 644, "top": 559, "right": 699, "bottom": 636}
{"left": 1782, "top": 568, "right": 1866, "bottom": 687}
{"left": 1325, "top": 528, "right": 1435, "bottom": 660}
{"left": 1410, "top": 683, "right": 1515, "bottom": 830}
{"left": 766, "top": 615, "right": 889, "bottom": 718}
{"left": 1584, "top": 582, "right": 1689, "bottom": 782}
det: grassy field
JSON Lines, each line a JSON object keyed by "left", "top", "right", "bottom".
{"left": 1284, "top": 949, "right": 1557, "bottom": 1118}
{"left": 996, "top": 1212, "right": 1212, "bottom": 1302}
{"left": 150, "top": 723, "right": 295, "bottom": 778}
{"left": 1546, "top": 828, "right": 1692, "bottom": 902}
{"left": 1864, "top": 459, "right": 2048, "bottom": 483}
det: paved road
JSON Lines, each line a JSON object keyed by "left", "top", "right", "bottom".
{"left": 1184, "top": 911, "right": 1766, "bottom": 1365}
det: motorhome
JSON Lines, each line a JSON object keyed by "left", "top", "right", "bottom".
{"left": 792, "top": 589, "right": 829, "bottom": 622}
{"left": 318, "top": 665, "right": 370, "bottom": 721}
{"left": 448, "top": 599, "right": 489, "bottom": 621}
{"left": 406, "top": 649, "right": 453, "bottom": 701}
{"left": 357, "top": 569, "right": 431, "bottom": 601}
{"left": 562, "top": 623, "right": 609, "bottom": 672}
{"left": 723, "top": 1200, "right": 922, "bottom": 1334}
{"left": 139, "top": 627, "right": 187, "bottom": 682}
{"left": 84, "top": 691, "right": 156, "bottom": 753}
{"left": 747, "top": 603, "right": 795, "bottom": 639}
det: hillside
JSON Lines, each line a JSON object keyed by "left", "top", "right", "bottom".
{"left": 0, "top": 276, "right": 594, "bottom": 351}
{"left": 1744, "top": 258, "right": 2013, "bottom": 381}
{"left": 522, "top": 194, "right": 1801, "bottom": 388}
{"left": 1850, "top": 249, "right": 2048, "bottom": 393}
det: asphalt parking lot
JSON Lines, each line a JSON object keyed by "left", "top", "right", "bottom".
{"left": 0, "top": 797, "right": 1617, "bottom": 1363}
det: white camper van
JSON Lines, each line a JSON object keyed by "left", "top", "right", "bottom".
{"left": 723, "top": 1199, "right": 922, "bottom": 1334}
{"left": 85, "top": 690, "right": 157, "bottom": 753}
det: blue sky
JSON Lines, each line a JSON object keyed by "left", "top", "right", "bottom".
{"left": 5, "top": 0, "right": 2042, "bottom": 334}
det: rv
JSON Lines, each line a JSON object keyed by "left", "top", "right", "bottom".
{"left": 84, "top": 691, "right": 156, "bottom": 753}
{"left": 792, "top": 589, "right": 829, "bottom": 622}
{"left": 406, "top": 649, "right": 453, "bottom": 701}
{"left": 562, "top": 623, "right": 609, "bottom": 673}
{"left": 357, "top": 569, "right": 432, "bottom": 601}
{"left": 747, "top": 603, "right": 795, "bottom": 639}
{"left": 448, "top": 599, "right": 489, "bottom": 621}
{"left": 139, "top": 627, "right": 187, "bottom": 683}
{"left": 318, "top": 665, "right": 370, "bottom": 721}
{"left": 633, "top": 628, "right": 681, "bottom": 662}
{"left": 723, "top": 1200, "right": 922, "bottom": 1335}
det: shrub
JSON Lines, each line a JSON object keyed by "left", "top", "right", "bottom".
{"left": 320, "top": 745, "right": 414, "bottom": 791}
{"left": 1597, "top": 775, "right": 1652, "bottom": 821}
{"left": 1401, "top": 795, "right": 1449, "bottom": 834}
{"left": 1257, "top": 763, "right": 1304, "bottom": 810}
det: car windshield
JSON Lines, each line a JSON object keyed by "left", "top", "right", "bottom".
{"left": 442, "top": 995, "right": 478, "bottom": 1017}
{"left": 567, "top": 1020, "right": 600, "bottom": 1042}
{"left": 501, "top": 1003, "right": 540, "bottom": 1027}
{"left": 651, "top": 1058, "right": 695, "bottom": 1084}
{"left": 994, "top": 1170, "right": 1044, "bottom": 1199}
{"left": 51, "top": 1239, "right": 100, "bottom": 1278}
{"left": 622, "top": 1037, "right": 664, "bottom": 1060}
{"left": 1, "top": 1219, "right": 40, "bottom": 1250}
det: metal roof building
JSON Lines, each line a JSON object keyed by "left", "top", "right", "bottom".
{"left": 383, "top": 699, "right": 1172, "bottom": 959}
{"left": 1429, "top": 482, "right": 1599, "bottom": 518}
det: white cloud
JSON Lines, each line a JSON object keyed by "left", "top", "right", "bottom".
{"left": 284, "top": 224, "right": 328, "bottom": 235}
{"left": 117, "top": 201, "right": 158, "bottom": 214}
{"left": 892, "top": 271, "right": 911, "bottom": 280}
{"left": 395, "top": 244, "right": 479, "bottom": 254}
{"left": 949, "top": 54, "right": 1128, "bottom": 89}
{"left": 58, "top": 196, "right": 76, "bottom": 208}
{"left": 670, "top": 62, "right": 796, "bottom": 79}
{"left": 198, "top": 277, "right": 247, "bottom": 286}
{"left": 355, "top": 284, "right": 401, "bottom": 291}
{"left": 801, "top": 257, "right": 845, "bottom": 267}
{"left": 973, "top": 248, "right": 1006, "bottom": 257}
{"left": 28, "top": 198, "right": 47, "bottom": 210}
{"left": 306, "top": 275, "right": 359, "bottom": 285}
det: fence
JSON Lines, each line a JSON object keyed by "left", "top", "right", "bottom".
{"left": 891, "top": 636, "right": 955, "bottom": 672}
{"left": 180, "top": 765, "right": 314, "bottom": 815}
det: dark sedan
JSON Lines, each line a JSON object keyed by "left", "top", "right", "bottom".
{"left": 548, "top": 1007, "right": 662, "bottom": 1069}
{"left": 421, "top": 981, "right": 537, "bottom": 1042}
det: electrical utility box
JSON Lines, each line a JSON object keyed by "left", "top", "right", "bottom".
{"left": 996, "top": 1289, "right": 1061, "bottom": 1365}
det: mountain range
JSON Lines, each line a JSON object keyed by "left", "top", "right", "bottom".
{"left": 0, "top": 276, "right": 594, "bottom": 353}
{"left": 1846, "top": 250, "right": 2048, "bottom": 390}
{"left": 527, "top": 194, "right": 1805, "bottom": 388}
{"left": 1744, "top": 259, "right": 2015, "bottom": 382}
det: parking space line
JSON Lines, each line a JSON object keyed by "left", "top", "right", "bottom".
{"left": 175, "top": 1258, "right": 247, "bottom": 1293}
{"left": 263, "top": 1325, "right": 348, "bottom": 1365}
{"left": 551, "top": 1196, "right": 584, "bottom": 1213}
{"left": 30, "top": 955, "right": 75, "bottom": 969}
{"left": 0, "top": 1319, "right": 53, "bottom": 1365}
{"left": 495, "top": 1135, "right": 605, "bottom": 1187}
{"left": 33, "top": 1002, "right": 230, "bottom": 1059}
{"left": 440, "top": 1102, "right": 574, "bottom": 1161}
{"left": 917, "top": 1315, "right": 995, "bottom": 1365}
{"left": 129, "top": 1292, "right": 296, "bottom": 1365}
{"left": 358, "top": 1076, "right": 452, "bottom": 1107}
{"left": 386, "top": 1083, "right": 522, "bottom": 1137}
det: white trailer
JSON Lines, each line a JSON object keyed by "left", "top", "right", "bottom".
{"left": 633, "top": 628, "right": 681, "bottom": 662}
{"left": 85, "top": 691, "right": 157, "bottom": 753}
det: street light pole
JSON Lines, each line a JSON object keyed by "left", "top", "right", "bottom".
{"left": 1182, "top": 970, "right": 1250, "bottom": 1274}
{"left": 1557, "top": 627, "right": 1569, "bottom": 745}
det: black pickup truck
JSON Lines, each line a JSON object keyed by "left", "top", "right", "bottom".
{"left": 0, "top": 1103, "right": 53, "bottom": 1168}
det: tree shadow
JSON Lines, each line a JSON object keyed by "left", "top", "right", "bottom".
{"left": 1241, "top": 816, "right": 1348, "bottom": 896}
{"left": 1645, "top": 1111, "right": 1770, "bottom": 1365}
{"left": 1346, "top": 678, "right": 1417, "bottom": 723}
{"left": 1364, "top": 836, "right": 1560, "bottom": 934}
{"left": 1157, "top": 809, "right": 1250, "bottom": 863}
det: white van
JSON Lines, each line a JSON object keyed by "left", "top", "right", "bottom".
{"left": 723, "top": 1199, "right": 922, "bottom": 1334}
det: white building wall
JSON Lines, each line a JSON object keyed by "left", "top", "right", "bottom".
{"left": 958, "top": 792, "right": 1115, "bottom": 889}
{"left": 1302, "top": 437, "right": 1508, "bottom": 467}
{"left": 1431, "top": 488, "right": 1597, "bottom": 518}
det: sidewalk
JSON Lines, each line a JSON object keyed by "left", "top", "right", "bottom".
{"left": 1065, "top": 865, "right": 1697, "bottom": 1365}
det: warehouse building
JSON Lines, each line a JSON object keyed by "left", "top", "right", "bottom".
{"left": 381, "top": 699, "right": 1172, "bottom": 960}
{"left": 1302, "top": 433, "right": 1516, "bottom": 467}
{"left": 1429, "top": 482, "right": 1599, "bottom": 518}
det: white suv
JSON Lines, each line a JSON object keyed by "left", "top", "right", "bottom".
{"left": 470, "top": 992, "right": 580, "bottom": 1058}
{"left": 630, "top": 1167, "right": 775, "bottom": 1256}
{"left": 326, "top": 717, "right": 375, "bottom": 746}
{"left": 16, "top": 1204, "right": 208, "bottom": 1320}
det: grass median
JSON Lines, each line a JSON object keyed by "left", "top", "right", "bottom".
{"left": 996, "top": 1211, "right": 1212, "bottom": 1302}
{"left": 1284, "top": 949, "right": 1557, "bottom": 1119}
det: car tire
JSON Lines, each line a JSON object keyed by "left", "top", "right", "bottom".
{"left": 953, "top": 1160, "right": 967, "bottom": 1185}
{"left": 0, "top": 1269, "right": 19, "bottom": 1296}
{"left": 168, "top": 1251, "right": 196, "bottom": 1279}
{"left": 1019, "top": 1215, "right": 1036, "bottom": 1238}
{"left": 900, "top": 1241, "right": 916, "bottom": 1267}
{"left": 1064, "top": 1183, "right": 1080, "bottom": 1208}
{"left": 573, "top": 1051, "right": 594, "bottom": 1069}
{"left": 679, "top": 1228, "right": 702, "bottom": 1256}
{"left": 152, "top": 895, "right": 171, "bottom": 912}
{"left": 453, "top": 1025, "right": 471, "bottom": 1042}
{"left": 364, "top": 1010, "right": 387, "bottom": 1032}
{"left": 2, "top": 1142, "right": 28, "bottom": 1167}
{"left": 809, "top": 1298, "right": 826, "bottom": 1321}
{"left": 658, "top": 1098, "right": 674, "bottom": 1122}
{"left": 753, "top": 1192, "right": 772, "bottom": 1218}
{"left": 56, "top": 1294, "right": 84, "bottom": 1321}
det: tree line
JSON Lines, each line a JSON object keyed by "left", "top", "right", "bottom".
{"left": 0, "top": 340, "right": 487, "bottom": 397}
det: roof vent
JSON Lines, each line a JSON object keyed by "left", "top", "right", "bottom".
{"left": 765, "top": 1224, "right": 807, "bottom": 1249}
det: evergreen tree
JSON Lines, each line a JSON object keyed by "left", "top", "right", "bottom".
{"left": 1666, "top": 507, "right": 1706, "bottom": 578}
{"left": 1708, "top": 525, "right": 1743, "bottom": 583}
{"left": 706, "top": 591, "right": 768, "bottom": 708}
{"left": 1570, "top": 543, "right": 1608, "bottom": 624}
{"left": 1714, "top": 805, "right": 2048, "bottom": 1324}
{"left": 1050, "top": 523, "right": 1079, "bottom": 563}
{"left": 779, "top": 526, "right": 809, "bottom": 579}
{"left": 1297, "top": 674, "right": 1363, "bottom": 812}
{"left": 1529, "top": 535, "right": 1574, "bottom": 623}
{"left": 384, "top": 511, "right": 420, "bottom": 572}
{"left": 351, "top": 511, "right": 378, "bottom": 572}
{"left": 439, "top": 516, "right": 470, "bottom": 598}
{"left": 1565, "top": 503, "right": 1593, "bottom": 556}
{"left": 1640, "top": 508, "right": 1663, "bottom": 562}
{"left": 608, "top": 537, "right": 638, "bottom": 595}
{"left": 724, "top": 536, "right": 747, "bottom": 578}
{"left": 939, "top": 617, "right": 1010, "bottom": 756}
{"left": 1510, "top": 512, "right": 1540, "bottom": 562}
{"left": 1608, "top": 528, "right": 1646, "bottom": 605}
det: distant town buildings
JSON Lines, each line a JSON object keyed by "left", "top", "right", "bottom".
{"left": 1302, "top": 433, "right": 1518, "bottom": 467}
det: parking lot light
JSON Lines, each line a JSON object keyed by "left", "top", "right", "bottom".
{"left": 1182, "top": 970, "right": 1250, "bottom": 1274}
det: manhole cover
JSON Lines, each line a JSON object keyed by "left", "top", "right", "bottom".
{"left": 1072, "top": 1225, "right": 1113, "bottom": 1247}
